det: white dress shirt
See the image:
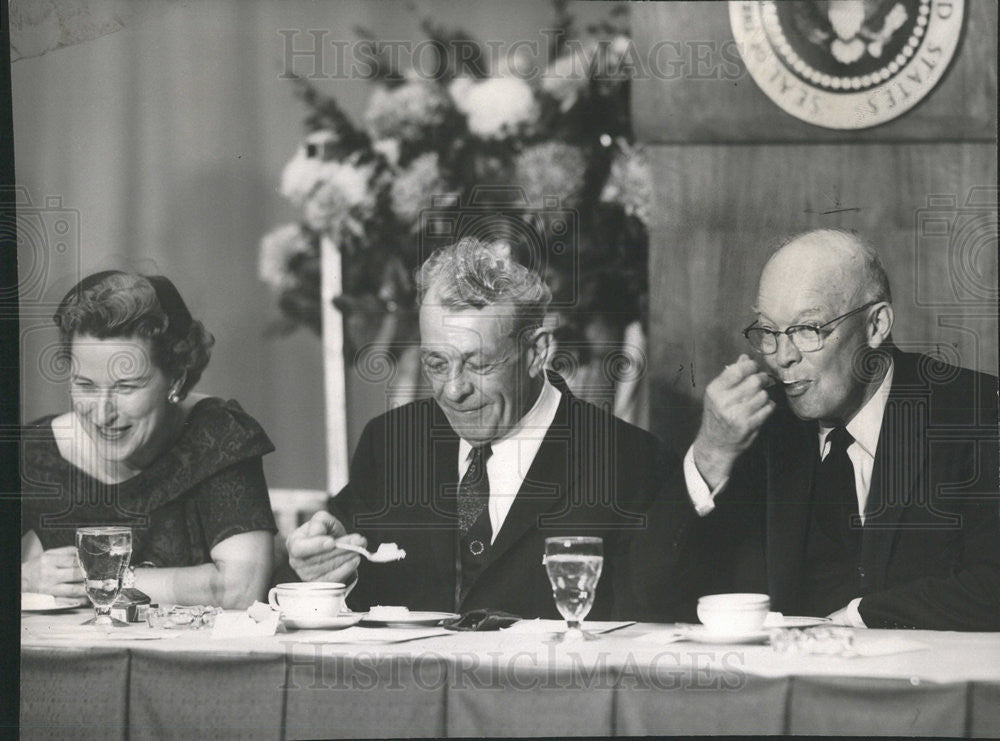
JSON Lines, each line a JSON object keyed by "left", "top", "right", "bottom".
{"left": 457, "top": 377, "right": 562, "bottom": 543}
{"left": 683, "top": 362, "right": 895, "bottom": 626}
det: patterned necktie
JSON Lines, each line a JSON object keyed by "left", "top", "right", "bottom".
{"left": 817, "top": 426, "right": 859, "bottom": 532}
{"left": 457, "top": 444, "right": 492, "bottom": 535}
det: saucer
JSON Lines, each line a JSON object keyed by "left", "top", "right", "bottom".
{"left": 678, "top": 624, "right": 770, "bottom": 645}
{"left": 21, "top": 596, "right": 88, "bottom": 613}
{"left": 280, "top": 612, "right": 366, "bottom": 631}
{"left": 774, "top": 616, "right": 831, "bottom": 629}
{"left": 359, "top": 611, "right": 460, "bottom": 628}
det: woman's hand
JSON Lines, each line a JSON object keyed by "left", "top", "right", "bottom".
{"left": 21, "top": 545, "right": 86, "bottom": 598}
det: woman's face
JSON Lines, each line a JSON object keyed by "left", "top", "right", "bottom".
{"left": 70, "top": 334, "right": 177, "bottom": 467}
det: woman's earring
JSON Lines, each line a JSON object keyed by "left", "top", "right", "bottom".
{"left": 168, "top": 390, "right": 181, "bottom": 404}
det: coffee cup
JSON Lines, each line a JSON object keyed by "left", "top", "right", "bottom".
{"left": 697, "top": 593, "right": 770, "bottom": 634}
{"left": 267, "top": 582, "right": 346, "bottom": 618}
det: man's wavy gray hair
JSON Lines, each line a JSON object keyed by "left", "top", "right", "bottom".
{"left": 417, "top": 237, "right": 552, "bottom": 337}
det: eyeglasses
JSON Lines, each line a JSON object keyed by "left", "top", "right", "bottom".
{"left": 419, "top": 351, "right": 516, "bottom": 382}
{"left": 743, "top": 301, "right": 880, "bottom": 355}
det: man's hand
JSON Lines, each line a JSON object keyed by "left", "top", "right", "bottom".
{"left": 21, "top": 545, "right": 86, "bottom": 598}
{"left": 286, "top": 511, "right": 366, "bottom": 584}
{"left": 692, "top": 354, "right": 777, "bottom": 489}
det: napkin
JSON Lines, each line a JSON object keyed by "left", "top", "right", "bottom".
{"left": 502, "top": 619, "right": 635, "bottom": 635}
{"left": 445, "top": 608, "right": 521, "bottom": 631}
{"left": 210, "top": 608, "right": 279, "bottom": 639}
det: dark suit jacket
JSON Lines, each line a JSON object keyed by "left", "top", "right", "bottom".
{"left": 329, "top": 374, "right": 677, "bottom": 620}
{"left": 633, "top": 350, "right": 1000, "bottom": 631}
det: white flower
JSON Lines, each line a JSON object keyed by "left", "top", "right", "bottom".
{"left": 390, "top": 153, "right": 447, "bottom": 230}
{"left": 280, "top": 149, "right": 328, "bottom": 207}
{"left": 541, "top": 39, "right": 598, "bottom": 109}
{"left": 259, "top": 224, "right": 313, "bottom": 291}
{"left": 600, "top": 143, "right": 653, "bottom": 226}
{"left": 364, "top": 81, "right": 453, "bottom": 143}
{"left": 448, "top": 76, "right": 476, "bottom": 113}
{"left": 372, "top": 138, "right": 401, "bottom": 167}
{"left": 513, "top": 142, "right": 588, "bottom": 208}
{"left": 463, "top": 77, "right": 539, "bottom": 140}
{"left": 279, "top": 130, "right": 347, "bottom": 207}
{"left": 303, "top": 159, "right": 378, "bottom": 233}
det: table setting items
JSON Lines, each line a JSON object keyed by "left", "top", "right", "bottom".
{"left": 267, "top": 581, "right": 364, "bottom": 630}
{"left": 21, "top": 592, "right": 88, "bottom": 613}
{"left": 359, "top": 607, "right": 460, "bottom": 627}
{"left": 681, "top": 592, "right": 774, "bottom": 644}
{"left": 542, "top": 535, "right": 605, "bottom": 642}
{"left": 770, "top": 626, "right": 929, "bottom": 658}
{"left": 75, "top": 526, "right": 133, "bottom": 627}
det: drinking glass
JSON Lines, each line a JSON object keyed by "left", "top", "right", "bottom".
{"left": 75, "top": 527, "right": 132, "bottom": 627}
{"left": 543, "top": 536, "right": 604, "bottom": 641}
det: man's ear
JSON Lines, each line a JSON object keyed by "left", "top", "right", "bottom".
{"left": 526, "top": 327, "right": 552, "bottom": 378}
{"left": 867, "top": 302, "right": 894, "bottom": 349}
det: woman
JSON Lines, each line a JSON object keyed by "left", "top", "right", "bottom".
{"left": 21, "top": 271, "right": 276, "bottom": 609}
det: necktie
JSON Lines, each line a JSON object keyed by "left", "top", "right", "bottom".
{"left": 816, "top": 426, "right": 860, "bottom": 535}
{"left": 457, "top": 444, "right": 492, "bottom": 536}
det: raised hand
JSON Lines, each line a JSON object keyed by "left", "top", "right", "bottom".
{"left": 692, "top": 354, "right": 777, "bottom": 488}
{"left": 21, "top": 545, "right": 86, "bottom": 598}
{"left": 286, "top": 510, "right": 366, "bottom": 584}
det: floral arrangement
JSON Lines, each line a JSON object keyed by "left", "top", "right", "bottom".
{"left": 260, "top": 0, "right": 653, "bottom": 370}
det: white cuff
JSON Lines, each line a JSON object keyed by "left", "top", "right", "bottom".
{"left": 845, "top": 597, "right": 866, "bottom": 628}
{"left": 684, "top": 446, "right": 728, "bottom": 517}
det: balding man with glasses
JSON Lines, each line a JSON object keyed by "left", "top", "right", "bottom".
{"left": 631, "top": 229, "right": 1000, "bottom": 631}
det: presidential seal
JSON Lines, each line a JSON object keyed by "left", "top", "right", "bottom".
{"left": 730, "top": 0, "right": 964, "bottom": 129}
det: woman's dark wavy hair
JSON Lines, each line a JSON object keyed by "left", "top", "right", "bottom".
{"left": 53, "top": 271, "right": 214, "bottom": 398}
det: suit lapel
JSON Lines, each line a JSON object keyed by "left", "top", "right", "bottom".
{"left": 862, "top": 351, "right": 923, "bottom": 592}
{"left": 766, "top": 413, "right": 818, "bottom": 606}
{"left": 426, "top": 403, "right": 460, "bottom": 600}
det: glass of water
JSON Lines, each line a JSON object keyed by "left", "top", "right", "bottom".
{"left": 75, "top": 527, "right": 132, "bottom": 627}
{"left": 543, "top": 536, "right": 604, "bottom": 641}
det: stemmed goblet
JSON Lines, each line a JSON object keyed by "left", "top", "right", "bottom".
{"left": 543, "top": 536, "right": 604, "bottom": 642}
{"left": 75, "top": 526, "right": 132, "bottom": 627}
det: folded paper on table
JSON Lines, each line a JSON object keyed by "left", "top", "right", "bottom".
{"left": 211, "top": 609, "right": 280, "bottom": 639}
{"left": 502, "top": 619, "right": 635, "bottom": 634}
{"left": 247, "top": 601, "right": 275, "bottom": 623}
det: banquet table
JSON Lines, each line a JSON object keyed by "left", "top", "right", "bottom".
{"left": 20, "top": 610, "right": 1000, "bottom": 739}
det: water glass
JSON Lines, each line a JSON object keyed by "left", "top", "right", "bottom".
{"left": 543, "top": 536, "right": 604, "bottom": 641}
{"left": 75, "top": 526, "right": 132, "bottom": 627}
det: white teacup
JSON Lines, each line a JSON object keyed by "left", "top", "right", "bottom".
{"left": 697, "top": 593, "right": 770, "bottom": 634}
{"left": 268, "top": 582, "right": 346, "bottom": 618}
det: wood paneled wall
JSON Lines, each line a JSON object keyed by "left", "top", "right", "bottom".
{"left": 631, "top": 2, "right": 997, "bottom": 452}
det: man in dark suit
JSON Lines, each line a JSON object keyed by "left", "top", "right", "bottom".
{"left": 287, "top": 237, "right": 673, "bottom": 619}
{"left": 634, "top": 229, "right": 999, "bottom": 630}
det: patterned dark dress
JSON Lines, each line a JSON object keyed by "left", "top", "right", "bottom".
{"left": 21, "top": 397, "right": 277, "bottom": 567}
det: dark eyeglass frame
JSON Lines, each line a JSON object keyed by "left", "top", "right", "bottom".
{"left": 742, "top": 301, "right": 881, "bottom": 354}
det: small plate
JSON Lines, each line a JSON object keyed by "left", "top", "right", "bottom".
{"left": 280, "top": 612, "right": 366, "bottom": 631}
{"left": 359, "top": 611, "right": 460, "bottom": 628}
{"left": 678, "top": 625, "right": 770, "bottom": 645}
{"left": 776, "top": 616, "right": 832, "bottom": 629}
{"left": 21, "top": 596, "right": 88, "bottom": 613}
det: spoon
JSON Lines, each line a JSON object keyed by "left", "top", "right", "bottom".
{"left": 335, "top": 541, "right": 406, "bottom": 563}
